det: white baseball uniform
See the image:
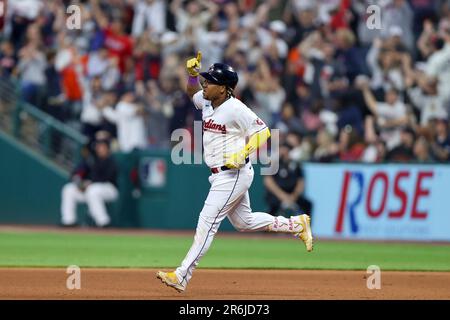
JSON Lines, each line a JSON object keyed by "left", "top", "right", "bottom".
{"left": 174, "top": 91, "right": 304, "bottom": 288}
{"left": 61, "top": 182, "right": 118, "bottom": 226}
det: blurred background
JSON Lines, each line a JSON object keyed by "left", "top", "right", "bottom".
{"left": 0, "top": 0, "right": 449, "bottom": 241}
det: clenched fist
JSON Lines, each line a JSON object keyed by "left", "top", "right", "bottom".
{"left": 186, "top": 51, "right": 202, "bottom": 77}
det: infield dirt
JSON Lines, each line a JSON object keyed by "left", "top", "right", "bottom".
{"left": 0, "top": 268, "right": 449, "bottom": 299}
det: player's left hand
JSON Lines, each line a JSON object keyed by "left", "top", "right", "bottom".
{"left": 186, "top": 51, "right": 202, "bottom": 77}
{"left": 224, "top": 151, "right": 247, "bottom": 169}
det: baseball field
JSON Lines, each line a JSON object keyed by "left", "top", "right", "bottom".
{"left": 0, "top": 225, "right": 449, "bottom": 300}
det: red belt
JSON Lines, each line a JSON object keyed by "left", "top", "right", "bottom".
{"left": 211, "top": 158, "right": 249, "bottom": 174}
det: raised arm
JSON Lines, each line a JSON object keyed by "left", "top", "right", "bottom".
{"left": 170, "top": 0, "right": 183, "bottom": 15}
{"left": 198, "top": 0, "right": 219, "bottom": 16}
{"left": 186, "top": 51, "right": 202, "bottom": 98}
{"left": 417, "top": 20, "right": 435, "bottom": 58}
{"left": 366, "top": 38, "right": 382, "bottom": 72}
{"left": 360, "top": 81, "right": 379, "bottom": 116}
{"left": 89, "top": 0, "right": 109, "bottom": 29}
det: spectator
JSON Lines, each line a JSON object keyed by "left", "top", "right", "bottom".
{"left": 361, "top": 115, "right": 387, "bottom": 163}
{"left": 366, "top": 37, "right": 405, "bottom": 93}
{"left": 314, "top": 40, "right": 349, "bottom": 100}
{"left": 17, "top": 36, "right": 47, "bottom": 107}
{"left": 101, "top": 91, "right": 148, "bottom": 152}
{"left": 382, "top": 0, "right": 414, "bottom": 51}
{"left": 273, "top": 102, "right": 305, "bottom": 136}
{"left": 158, "top": 74, "right": 194, "bottom": 133}
{"left": 291, "top": 79, "right": 314, "bottom": 116}
{"left": 133, "top": 35, "right": 161, "bottom": 84}
{"left": 353, "top": 0, "right": 382, "bottom": 46}
{"left": 142, "top": 79, "right": 171, "bottom": 148}
{"left": 362, "top": 138, "right": 387, "bottom": 163}
{"left": 384, "top": 25, "right": 409, "bottom": 53}
{"left": 6, "top": 0, "right": 43, "bottom": 49}
{"left": 170, "top": 0, "right": 219, "bottom": 34}
{"left": 409, "top": 0, "right": 439, "bottom": 44}
{"left": 80, "top": 76, "right": 106, "bottom": 141}
{"left": 285, "top": 131, "right": 312, "bottom": 162}
{"left": 131, "top": 0, "right": 167, "bottom": 38}
{"left": 405, "top": 72, "right": 446, "bottom": 127}
{"left": 195, "top": 2, "right": 230, "bottom": 69}
{"left": 90, "top": 0, "right": 134, "bottom": 74}
{"left": 160, "top": 31, "right": 187, "bottom": 57}
{"left": 429, "top": 114, "right": 450, "bottom": 161}
{"left": 86, "top": 47, "right": 121, "bottom": 91}
{"left": 386, "top": 127, "right": 416, "bottom": 162}
{"left": 60, "top": 139, "right": 118, "bottom": 227}
{"left": 264, "top": 143, "right": 313, "bottom": 217}
{"left": 54, "top": 39, "right": 84, "bottom": 121}
{"left": 1, "top": 0, "right": 449, "bottom": 169}
{"left": 333, "top": 28, "right": 365, "bottom": 82}
{"left": 251, "top": 58, "right": 286, "bottom": 126}
{"left": 338, "top": 125, "right": 366, "bottom": 162}
{"left": 334, "top": 93, "right": 364, "bottom": 135}
{"left": 313, "top": 127, "right": 339, "bottom": 162}
{"left": 358, "top": 76, "right": 408, "bottom": 150}
{"left": 43, "top": 50, "right": 65, "bottom": 121}
{"left": 257, "top": 20, "right": 289, "bottom": 60}
{"left": 413, "top": 135, "right": 434, "bottom": 162}
{"left": 424, "top": 24, "right": 450, "bottom": 110}
{"left": 283, "top": 0, "right": 317, "bottom": 48}
{"left": 0, "top": 41, "right": 17, "bottom": 78}
{"left": 416, "top": 19, "right": 442, "bottom": 60}
{"left": 303, "top": 98, "right": 326, "bottom": 134}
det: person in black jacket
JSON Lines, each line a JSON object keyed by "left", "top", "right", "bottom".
{"left": 264, "top": 143, "right": 313, "bottom": 217}
{"left": 60, "top": 139, "right": 118, "bottom": 227}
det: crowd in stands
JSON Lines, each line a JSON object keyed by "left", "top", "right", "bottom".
{"left": 1, "top": 0, "right": 450, "bottom": 163}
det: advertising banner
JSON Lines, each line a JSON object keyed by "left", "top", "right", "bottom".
{"left": 304, "top": 163, "right": 450, "bottom": 241}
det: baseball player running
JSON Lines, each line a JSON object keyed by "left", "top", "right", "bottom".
{"left": 157, "top": 52, "right": 313, "bottom": 292}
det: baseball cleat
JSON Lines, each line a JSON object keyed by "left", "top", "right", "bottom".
{"left": 295, "top": 214, "right": 313, "bottom": 252}
{"left": 156, "top": 271, "right": 185, "bottom": 292}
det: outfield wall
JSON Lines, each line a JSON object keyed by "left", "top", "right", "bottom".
{"left": 303, "top": 163, "right": 450, "bottom": 241}
{"left": 0, "top": 133, "right": 266, "bottom": 230}
{"left": 0, "top": 131, "right": 68, "bottom": 224}
{"left": 1, "top": 131, "right": 449, "bottom": 240}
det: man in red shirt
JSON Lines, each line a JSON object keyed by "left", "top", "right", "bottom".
{"left": 90, "top": 0, "right": 133, "bottom": 74}
{"left": 103, "top": 19, "right": 133, "bottom": 74}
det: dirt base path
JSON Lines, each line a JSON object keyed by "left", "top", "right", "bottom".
{"left": 1, "top": 268, "right": 449, "bottom": 300}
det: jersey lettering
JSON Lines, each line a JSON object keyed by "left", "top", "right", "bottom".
{"left": 203, "top": 119, "right": 227, "bottom": 134}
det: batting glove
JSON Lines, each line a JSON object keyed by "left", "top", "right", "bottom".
{"left": 186, "top": 51, "right": 202, "bottom": 77}
{"left": 224, "top": 151, "right": 247, "bottom": 169}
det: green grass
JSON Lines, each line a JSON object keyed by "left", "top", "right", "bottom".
{"left": 0, "top": 231, "right": 449, "bottom": 271}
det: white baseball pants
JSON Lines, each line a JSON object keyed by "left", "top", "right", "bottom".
{"left": 61, "top": 182, "right": 118, "bottom": 227}
{"left": 175, "top": 163, "right": 302, "bottom": 287}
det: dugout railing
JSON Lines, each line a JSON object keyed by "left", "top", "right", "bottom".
{"left": 0, "top": 78, "right": 88, "bottom": 171}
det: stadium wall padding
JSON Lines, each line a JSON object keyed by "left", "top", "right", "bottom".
{"left": 129, "top": 149, "right": 269, "bottom": 231}
{"left": 0, "top": 133, "right": 269, "bottom": 229}
{"left": 0, "top": 131, "right": 68, "bottom": 224}
{"left": 2, "top": 132, "right": 449, "bottom": 241}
